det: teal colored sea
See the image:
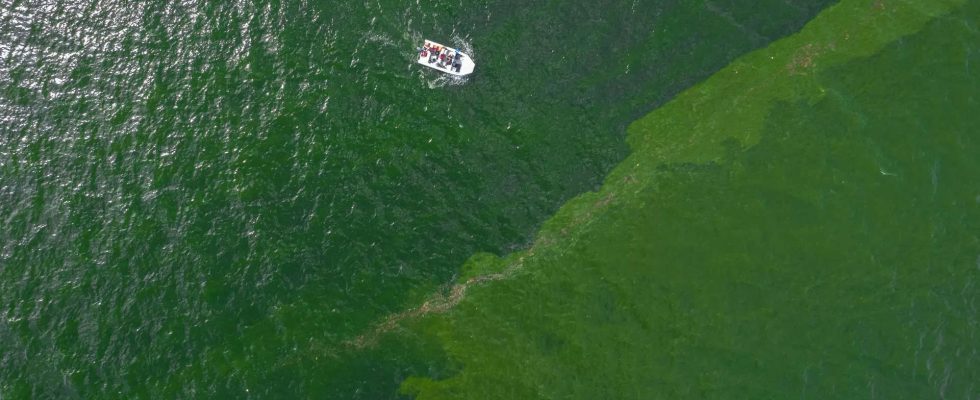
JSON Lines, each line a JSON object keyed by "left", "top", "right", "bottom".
{"left": 3, "top": 0, "right": 975, "bottom": 398}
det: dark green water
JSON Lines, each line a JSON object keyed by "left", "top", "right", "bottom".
{"left": 12, "top": 0, "right": 963, "bottom": 397}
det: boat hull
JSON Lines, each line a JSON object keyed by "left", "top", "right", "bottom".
{"left": 417, "top": 40, "right": 475, "bottom": 77}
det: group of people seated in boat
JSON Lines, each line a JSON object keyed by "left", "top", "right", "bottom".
{"left": 420, "top": 42, "right": 463, "bottom": 73}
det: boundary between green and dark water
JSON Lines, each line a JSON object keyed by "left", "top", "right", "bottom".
{"left": 352, "top": 0, "right": 966, "bottom": 350}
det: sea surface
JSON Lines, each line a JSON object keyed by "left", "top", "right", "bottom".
{"left": 398, "top": 0, "right": 980, "bottom": 398}
{"left": 4, "top": 0, "right": 974, "bottom": 399}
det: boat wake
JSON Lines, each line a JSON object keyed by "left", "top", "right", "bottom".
{"left": 426, "top": 74, "right": 468, "bottom": 88}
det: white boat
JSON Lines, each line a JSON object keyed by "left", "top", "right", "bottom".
{"left": 417, "top": 40, "right": 475, "bottom": 76}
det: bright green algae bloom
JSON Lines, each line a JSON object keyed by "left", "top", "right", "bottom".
{"left": 399, "top": 0, "right": 979, "bottom": 398}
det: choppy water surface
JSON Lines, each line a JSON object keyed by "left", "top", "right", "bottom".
{"left": 0, "top": 0, "right": 862, "bottom": 397}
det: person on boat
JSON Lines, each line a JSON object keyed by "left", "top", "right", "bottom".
{"left": 429, "top": 47, "right": 438, "bottom": 63}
